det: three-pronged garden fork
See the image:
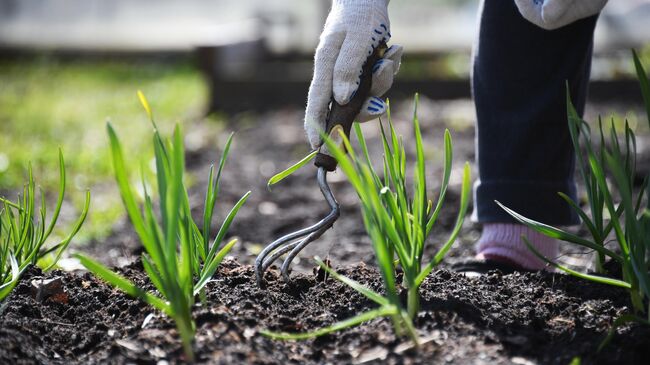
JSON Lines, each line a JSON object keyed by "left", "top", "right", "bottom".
{"left": 255, "top": 43, "right": 388, "bottom": 286}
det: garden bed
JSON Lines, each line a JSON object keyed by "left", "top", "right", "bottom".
{"left": 2, "top": 98, "right": 649, "bottom": 364}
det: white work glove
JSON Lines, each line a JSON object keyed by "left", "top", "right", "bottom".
{"left": 515, "top": 0, "right": 608, "bottom": 30}
{"left": 305, "top": 0, "right": 403, "bottom": 149}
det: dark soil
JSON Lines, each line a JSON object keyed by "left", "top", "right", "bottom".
{"left": 2, "top": 258, "right": 649, "bottom": 364}
{"left": 3, "top": 98, "right": 650, "bottom": 364}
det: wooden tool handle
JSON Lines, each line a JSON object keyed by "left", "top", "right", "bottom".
{"left": 314, "top": 42, "right": 387, "bottom": 171}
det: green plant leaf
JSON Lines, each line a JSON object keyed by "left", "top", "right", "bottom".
{"left": 417, "top": 162, "right": 471, "bottom": 286}
{"left": 314, "top": 257, "right": 389, "bottom": 306}
{"left": 598, "top": 314, "right": 650, "bottom": 352}
{"left": 557, "top": 192, "right": 600, "bottom": 244}
{"left": 194, "top": 238, "right": 237, "bottom": 295}
{"left": 354, "top": 123, "right": 382, "bottom": 186}
{"left": 141, "top": 254, "right": 167, "bottom": 299}
{"left": 497, "top": 201, "right": 624, "bottom": 262}
{"left": 267, "top": 150, "right": 318, "bottom": 188}
{"left": 142, "top": 188, "right": 173, "bottom": 293}
{"left": 40, "top": 149, "right": 66, "bottom": 245}
{"left": 152, "top": 130, "right": 170, "bottom": 234}
{"left": 107, "top": 123, "right": 151, "bottom": 248}
{"left": 43, "top": 190, "right": 90, "bottom": 270}
{"left": 260, "top": 305, "right": 398, "bottom": 340}
{"left": 75, "top": 253, "right": 171, "bottom": 315}
{"left": 206, "top": 191, "right": 250, "bottom": 263}
{"left": 137, "top": 90, "right": 154, "bottom": 122}
{"left": 521, "top": 237, "right": 631, "bottom": 289}
{"left": 426, "top": 129, "right": 453, "bottom": 236}
{"left": 632, "top": 50, "right": 650, "bottom": 127}
{"left": 412, "top": 94, "right": 427, "bottom": 241}
{"left": 203, "top": 133, "right": 235, "bottom": 255}
{"left": 588, "top": 155, "right": 629, "bottom": 256}
{"left": 0, "top": 254, "right": 20, "bottom": 301}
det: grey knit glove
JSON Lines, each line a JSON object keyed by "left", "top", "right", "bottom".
{"left": 304, "top": 0, "right": 402, "bottom": 149}
{"left": 515, "top": 0, "right": 608, "bottom": 30}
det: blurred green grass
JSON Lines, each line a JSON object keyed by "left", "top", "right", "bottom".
{"left": 0, "top": 55, "right": 209, "bottom": 242}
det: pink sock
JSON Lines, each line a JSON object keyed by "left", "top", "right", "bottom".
{"left": 476, "top": 223, "right": 558, "bottom": 271}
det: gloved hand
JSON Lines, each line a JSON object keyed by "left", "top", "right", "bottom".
{"left": 304, "top": 0, "right": 403, "bottom": 149}
{"left": 515, "top": 0, "right": 608, "bottom": 30}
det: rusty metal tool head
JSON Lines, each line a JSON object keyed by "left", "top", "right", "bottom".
{"left": 255, "top": 43, "right": 388, "bottom": 286}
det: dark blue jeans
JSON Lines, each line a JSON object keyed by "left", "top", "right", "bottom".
{"left": 472, "top": 0, "right": 599, "bottom": 225}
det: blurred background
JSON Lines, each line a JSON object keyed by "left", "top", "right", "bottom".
{"left": 1, "top": 0, "right": 649, "bottom": 266}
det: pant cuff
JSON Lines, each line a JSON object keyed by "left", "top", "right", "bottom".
{"left": 471, "top": 179, "right": 580, "bottom": 225}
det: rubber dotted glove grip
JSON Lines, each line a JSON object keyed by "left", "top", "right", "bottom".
{"left": 356, "top": 44, "right": 402, "bottom": 123}
{"left": 305, "top": 0, "right": 397, "bottom": 150}
{"left": 515, "top": 0, "right": 608, "bottom": 30}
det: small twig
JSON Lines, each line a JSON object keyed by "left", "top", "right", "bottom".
{"left": 36, "top": 318, "right": 75, "bottom": 327}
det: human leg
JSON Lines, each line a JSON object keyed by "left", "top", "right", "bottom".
{"left": 470, "top": 0, "right": 599, "bottom": 270}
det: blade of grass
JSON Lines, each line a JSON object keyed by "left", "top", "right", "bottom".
{"left": 203, "top": 133, "right": 234, "bottom": 254}
{"left": 75, "top": 253, "right": 171, "bottom": 314}
{"left": 201, "top": 164, "right": 215, "bottom": 260}
{"left": 417, "top": 162, "right": 470, "bottom": 285}
{"left": 162, "top": 125, "right": 184, "bottom": 282}
{"left": 40, "top": 149, "right": 66, "bottom": 244}
{"left": 632, "top": 50, "right": 650, "bottom": 126}
{"left": 107, "top": 123, "right": 151, "bottom": 248}
{"left": 314, "top": 257, "right": 389, "bottom": 306}
{"left": 588, "top": 155, "right": 629, "bottom": 256}
{"left": 194, "top": 238, "right": 237, "bottom": 295}
{"left": 206, "top": 191, "right": 251, "bottom": 263}
{"left": 141, "top": 255, "right": 168, "bottom": 299}
{"left": 497, "top": 201, "right": 623, "bottom": 262}
{"left": 267, "top": 150, "right": 318, "bottom": 188}
{"left": 260, "top": 305, "right": 398, "bottom": 340}
{"left": 521, "top": 237, "right": 631, "bottom": 288}
{"left": 412, "top": 94, "right": 427, "bottom": 258}
{"left": 354, "top": 123, "right": 382, "bottom": 186}
{"left": 0, "top": 253, "right": 19, "bottom": 300}
{"left": 153, "top": 131, "right": 170, "bottom": 234}
{"left": 137, "top": 90, "right": 154, "bottom": 123}
{"left": 557, "top": 192, "right": 600, "bottom": 243}
{"left": 598, "top": 314, "right": 650, "bottom": 352}
{"left": 43, "top": 190, "right": 90, "bottom": 270}
{"left": 426, "top": 130, "right": 452, "bottom": 236}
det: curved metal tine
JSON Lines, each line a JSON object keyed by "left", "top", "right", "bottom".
{"left": 255, "top": 220, "right": 324, "bottom": 284}
{"left": 256, "top": 224, "right": 318, "bottom": 269}
{"left": 261, "top": 201, "right": 339, "bottom": 281}
{"left": 280, "top": 167, "right": 340, "bottom": 280}
{"left": 317, "top": 167, "right": 338, "bottom": 213}
{"left": 255, "top": 167, "right": 340, "bottom": 285}
{"left": 261, "top": 240, "right": 300, "bottom": 272}
{"left": 280, "top": 211, "right": 338, "bottom": 281}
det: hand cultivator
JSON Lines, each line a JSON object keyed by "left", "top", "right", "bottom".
{"left": 255, "top": 43, "right": 388, "bottom": 285}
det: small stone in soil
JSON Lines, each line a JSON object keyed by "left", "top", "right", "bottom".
{"left": 115, "top": 339, "right": 141, "bottom": 353}
{"left": 354, "top": 346, "right": 389, "bottom": 364}
{"left": 511, "top": 356, "right": 536, "bottom": 365}
{"left": 30, "top": 277, "right": 64, "bottom": 302}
